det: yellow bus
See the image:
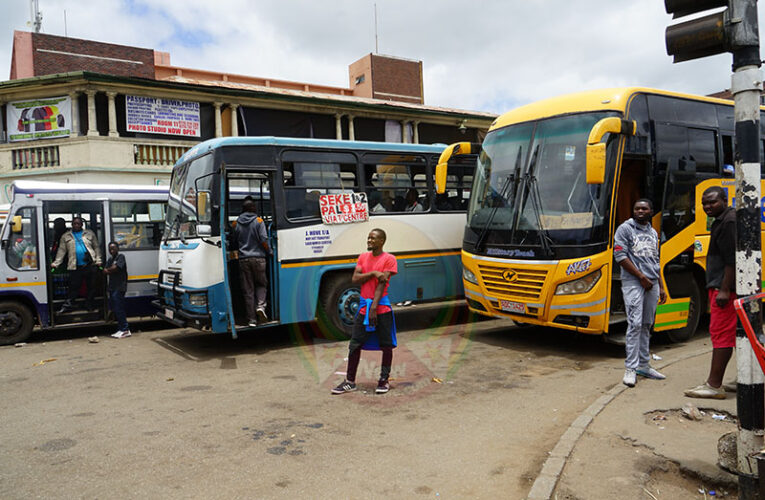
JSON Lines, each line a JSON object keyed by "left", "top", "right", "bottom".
{"left": 436, "top": 87, "right": 765, "bottom": 342}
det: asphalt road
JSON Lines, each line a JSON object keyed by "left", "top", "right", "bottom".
{"left": 0, "top": 305, "right": 703, "bottom": 499}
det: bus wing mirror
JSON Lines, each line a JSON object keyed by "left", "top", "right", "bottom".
{"left": 586, "top": 118, "right": 636, "bottom": 185}
{"left": 11, "top": 215, "right": 22, "bottom": 233}
{"left": 435, "top": 142, "right": 482, "bottom": 194}
{"left": 196, "top": 190, "right": 212, "bottom": 222}
{"left": 197, "top": 224, "right": 212, "bottom": 237}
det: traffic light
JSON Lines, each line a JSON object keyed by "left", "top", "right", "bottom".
{"left": 665, "top": 0, "right": 760, "bottom": 65}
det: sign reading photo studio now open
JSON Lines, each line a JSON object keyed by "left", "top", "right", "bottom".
{"left": 6, "top": 96, "right": 72, "bottom": 142}
{"left": 125, "top": 96, "right": 200, "bottom": 137}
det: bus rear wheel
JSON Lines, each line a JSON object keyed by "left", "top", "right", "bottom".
{"left": 316, "top": 274, "right": 360, "bottom": 340}
{"left": 666, "top": 284, "right": 702, "bottom": 343}
{"left": 0, "top": 302, "right": 34, "bottom": 346}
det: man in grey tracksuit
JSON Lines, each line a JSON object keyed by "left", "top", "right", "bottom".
{"left": 613, "top": 199, "right": 666, "bottom": 387}
{"left": 234, "top": 199, "right": 272, "bottom": 327}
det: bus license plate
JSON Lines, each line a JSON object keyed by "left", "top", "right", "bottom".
{"left": 165, "top": 308, "right": 174, "bottom": 320}
{"left": 500, "top": 300, "right": 525, "bottom": 314}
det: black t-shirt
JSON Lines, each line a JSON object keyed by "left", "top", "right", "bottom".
{"left": 106, "top": 253, "right": 127, "bottom": 292}
{"left": 706, "top": 206, "right": 736, "bottom": 290}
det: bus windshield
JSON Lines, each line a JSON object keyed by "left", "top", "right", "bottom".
{"left": 165, "top": 153, "right": 216, "bottom": 240}
{"left": 467, "top": 112, "right": 618, "bottom": 254}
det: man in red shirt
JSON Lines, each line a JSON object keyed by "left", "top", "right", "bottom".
{"left": 332, "top": 228, "right": 398, "bottom": 395}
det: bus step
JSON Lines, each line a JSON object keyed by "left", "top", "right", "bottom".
{"left": 609, "top": 312, "right": 626, "bottom": 324}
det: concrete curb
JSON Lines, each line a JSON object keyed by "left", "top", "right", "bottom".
{"left": 525, "top": 344, "right": 713, "bottom": 500}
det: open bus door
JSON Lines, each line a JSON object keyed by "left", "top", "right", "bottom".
{"left": 43, "top": 201, "right": 107, "bottom": 326}
{"left": 224, "top": 172, "right": 277, "bottom": 332}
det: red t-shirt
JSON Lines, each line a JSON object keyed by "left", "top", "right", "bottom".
{"left": 357, "top": 251, "right": 397, "bottom": 315}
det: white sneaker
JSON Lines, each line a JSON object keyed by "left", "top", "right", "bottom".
{"left": 623, "top": 368, "right": 636, "bottom": 387}
{"left": 111, "top": 330, "right": 125, "bottom": 338}
{"left": 637, "top": 366, "right": 666, "bottom": 380}
{"left": 111, "top": 330, "right": 131, "bottom": 339}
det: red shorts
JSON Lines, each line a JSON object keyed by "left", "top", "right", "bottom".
{"left": 708, "top": 289, "right": 737, "bottom": 349}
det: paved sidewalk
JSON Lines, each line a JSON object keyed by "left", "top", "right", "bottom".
{"left": 529, "top": 338, "right": 742, "bottom": 499}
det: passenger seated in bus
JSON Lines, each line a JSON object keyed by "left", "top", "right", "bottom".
{"left": 52, "top": 216, "right": 102, "bottom": 313}
{"left": 369, "top": 191, "right": 387, "bottom": 213}
{"left": 50, "top": 217, "right": 67, "bottom": 257}
{"left": 405, "top": 188, "right": 424, "bottom": 212}
{"left": 234, "top": 199, "right": 272, "bottom": 326}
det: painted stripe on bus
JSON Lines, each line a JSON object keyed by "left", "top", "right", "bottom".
{"left": 656, "top": 301, "right": 690, "bottom": 314}
{"left": 655, "top": 319, "right": 688, "bottom": 329}
{"left": 0, "top": 281, "right": 45, "bottom": 288}
{"left": 128, "top": 274, "right": 158, "bottom": 281}
{"left": 280, "top": 250, "right": 461, "bottom": 269}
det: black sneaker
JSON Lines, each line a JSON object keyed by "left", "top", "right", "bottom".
{"left": 375, "top": 379, "right": 390, "bottom": 394}
{"left": 331, "top": 380, "right": 356, "bottom": 395}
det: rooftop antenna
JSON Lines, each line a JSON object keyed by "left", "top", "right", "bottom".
{"left": 29, "top": 0, "right": 43, "bottom": 33}
{"left": 64, "top": 9, "right": 67, "bottom": 37}
{"left": 374, "top": 3, "right": 378, "bottom": 53}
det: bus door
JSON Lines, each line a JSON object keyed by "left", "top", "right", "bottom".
{"left": 108, "top": 199, "right": 166, "bottom": 317}
{"left": 44, "top": 200, "right": 107, "bottom": 326}
{"left": 226, "top": 172, "right": 277, "bottom": 327}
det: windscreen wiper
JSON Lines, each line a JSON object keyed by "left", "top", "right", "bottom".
{"left": 474, "top": 173, "right": 514, "bottom": 252}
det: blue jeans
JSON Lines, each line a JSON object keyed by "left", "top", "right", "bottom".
{"left": 622, "top": 281, "right": 659, "bottom": 370}
{"left": 109, "top": 289, "right": 129, "bottom": 332}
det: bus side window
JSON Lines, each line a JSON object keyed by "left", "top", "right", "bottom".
{"left": 283, "top": 161, "right": 357, "bottom": 219}
{"left": 110, "top": 202, "right": 166, "bottom": 250}
{"left": 5, "top": 207, "right": 38, "bottom": 271}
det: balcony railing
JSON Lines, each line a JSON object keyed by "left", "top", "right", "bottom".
{"left": 12, "top": 145, "right": 60, "bottom": 170}
{"left": 134, "top": 144, "right": 188, "bottom": 166}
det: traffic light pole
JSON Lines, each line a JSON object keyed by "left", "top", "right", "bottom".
{"left": 732, "top": 47, "right": 765, "bottom": 500}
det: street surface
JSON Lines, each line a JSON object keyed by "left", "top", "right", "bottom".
{"left": 0, "top": 305, "right": 716, "bottom": 498}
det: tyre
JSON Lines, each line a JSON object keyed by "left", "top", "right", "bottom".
{"left": 666, "top": 283, "right": 702, "bottom": 343}
{"left": 0, "top": 301, "right": 34, "bottom": 345}
{"left": 316, "top": 273, "right": 359, "bottom": 340}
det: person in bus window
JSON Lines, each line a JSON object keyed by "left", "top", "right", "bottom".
{"left": 234, "top": 199, "right": 271, "bottom": 326}
{"left": 103, "top": 241, "right": 130, "bottom": 338}
{"left": 614, "top": 199, "right": 666, "bottom": 387}
{"left": 685, "top": 186, "right": 736, "bottom": 399}
{"left": 52, "top": 216, "right": 102, "bottom": 313}
{"left": 50, "top": 217, "right": 67, "bottom": 258}
{"left": 405, "top": 188, "right": 424, "bottom": 212}
{"left": 332, "top": 228, "right": 398, "bottom": 395}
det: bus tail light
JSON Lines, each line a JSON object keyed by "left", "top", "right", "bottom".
{"left": 555, "top": 269, "right": 602, "bottom": 295}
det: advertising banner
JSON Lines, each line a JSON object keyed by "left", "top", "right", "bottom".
{"left": 7, "top": 96, "right": 72, "bottom": 142}
{"left": 319, "top": 193, "right": 369, "bottom": 224}
{"left": 126, "top": 95, "right": 200, "bottom": 137}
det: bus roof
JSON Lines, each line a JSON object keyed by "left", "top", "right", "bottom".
{"left": 490, "top": 87, "right": 737, "bottom": 131}
{"left": 11, "top": 180, "right": 169, "bottom": 197}
{"left": 177, "top": 136, "right": 449, "bottom": 165}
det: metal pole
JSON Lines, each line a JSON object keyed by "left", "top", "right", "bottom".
{"left": 731, "top": 2, "right": 764, "bottom": 496}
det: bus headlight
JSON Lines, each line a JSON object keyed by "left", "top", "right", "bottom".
{"left": 555, "top": 269, "right": 601, "bottom": 295}
{"left": 463, "top": 267, "right": 479, "bottom": 285}
{"left": 188, "top": 293, "right": 208, "bottom": 307}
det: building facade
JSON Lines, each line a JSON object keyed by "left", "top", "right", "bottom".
{"left": 0, "top": 31, "right": 495, "bottom": 201}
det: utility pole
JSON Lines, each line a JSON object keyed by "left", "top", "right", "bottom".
{"left": 665, "top": 1, "right": 763, "bottom": 498}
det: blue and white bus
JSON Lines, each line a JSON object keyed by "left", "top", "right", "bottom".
{"left": 154, "top": 137, "right": 475, "bottom": 337}
{"left": 0, "top": 181, "right": 168, "bottom": 344}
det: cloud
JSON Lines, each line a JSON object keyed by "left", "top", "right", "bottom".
{"left": 0, "top": 1, "right": 759, "bottom": 114}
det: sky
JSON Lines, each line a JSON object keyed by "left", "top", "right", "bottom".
{"left": 1, "top": 0, "right": 760, "bottom": 115}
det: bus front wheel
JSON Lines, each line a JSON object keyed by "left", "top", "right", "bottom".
{"left": 316, "top": 274, "right": 360, "bottom": 340}
{"left": 666, "top": 284, "right": 702, "bottom": 343}
{"left": 0, "top": 302, "right": 34, "bottom": 345}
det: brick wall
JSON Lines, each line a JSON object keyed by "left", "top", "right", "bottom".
{"left": 370, "top": 55, "right": 423, "bottom": 104}
{"left": 29, "top": 32, "right": 154, "bottom": 79}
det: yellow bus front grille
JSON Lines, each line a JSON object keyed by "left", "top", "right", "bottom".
{"left": 477, "top": 264, "right": 547, "bottom": 300}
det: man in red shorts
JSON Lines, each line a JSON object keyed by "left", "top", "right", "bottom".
{"left": 332, "top": 228, "right": 397, "bottom": 395}
{"left": 685, "top": 186, "right": 735, "bottom": 399}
